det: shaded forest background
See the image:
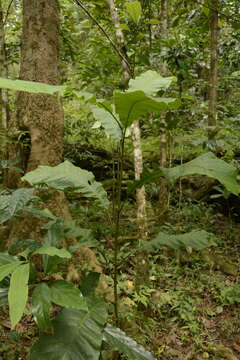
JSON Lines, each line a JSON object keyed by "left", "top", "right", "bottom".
{"left": 0, "top": 0, "right": 240, "bottom": 359}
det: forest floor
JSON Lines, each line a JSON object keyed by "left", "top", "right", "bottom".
{"left": 0, "top": 199, "right": 240, "bottom": 360}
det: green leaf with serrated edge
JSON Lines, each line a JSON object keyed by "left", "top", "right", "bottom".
{"left": 162, "top": 152, "right": 240, "bottom": 195}
{"left": 30, "top": 297, "right": 107, "bottom": 360}
{"left": 33, "top": 246, "right": 71, "bottom": 259}
{"left": 22, "top": 161, "right": 109, "bottom": 209}
{"left": 114, "top": 90, "right": 179, "bottom": 127}
{"left": 8, "top": 263, "right": 30, "bottom": 328}
{"left": 0, "top": 77, "right": 64, "bottom": 95}
{"left": 128, "top": 71, "right": 176, "bottom": 95}
{"left": 0, "top": 261, "right": 21, "bottom": 282}
{"left": 142, "top": 230, "right": 216, "bottom": 252}
{"left": 50, "top": 280, "right": 87, "bottom": 311}
{"left": 32, "top": 283, "right": 52, "bottom": 331}
{"left": 125, "top": 1, "right": 142, "bottom": 24}
{"left": 80, "top": 272, "right": 100, "bottom": 297}
{"left": 103, "top": 324, "right": 156, "bottom": 360}
{"left": 91, "top": 105, "right": 122, "bottom": 141}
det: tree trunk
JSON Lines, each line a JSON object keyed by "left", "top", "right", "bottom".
{"left": 159, "top": 0, "right": 169, "bottom": 214}
{"left": 4, "top": 1, "right": 108, "bottom": 296}
{"left": 208, "top": 0, "right": 219, "bottom": 134}
{"left": 0, "top": 0, "right": 9, "bottom": 130}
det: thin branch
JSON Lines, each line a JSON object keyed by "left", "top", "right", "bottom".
{"left": 198, "top": 0, "right": 240, "bottom": 24}
{"left": 72, "top": 0, "right": 133, "bottom": 75}
{"left": 3, "top": 0, "right": 14, "bottom": 25}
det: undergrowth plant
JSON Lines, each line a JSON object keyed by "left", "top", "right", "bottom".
{"left": 1, "top": 73, "right": 240, "bottom": 359}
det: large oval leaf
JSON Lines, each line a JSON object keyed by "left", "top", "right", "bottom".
{"left": 30, "top": 297, "right": 108, "bottom": 360}
{"left": 22, "top": 161, "right": 109, "bottom": 209}
{"left": 50, "top": 280, "right": 87, "bottom": 311}
{"left": 0, "top": 188, "right": 35, "bottom": 224}
{"left": 33, "top": 246, "right": 71, "bottom": 259}
{"left": 103, "top": 324, "right": 156, "bottom": 360}
{"left": 163, "top": 152, "right": 240, "bottom": 195}
{"left": 32, "top": 283, "right": 52, "bottom": 331}
{"left": 128, "top": 70, "right": 176, "bottom": 95}
{"left": 142, "top": 230, "right": 217, "bottom": 252}
{"left": 114, "top": 90, "right": 179, "bottom": 127}
{"left": 0, "top": 261, "right": 21, "bottom": 282}
{"left": 8, "top": 263, "right": 30, "bottom": 328}
{"left": 0, "top": 77, "right": 64, "bottom": 95}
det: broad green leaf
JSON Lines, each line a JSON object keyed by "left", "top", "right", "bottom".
{"left": 0, "top": 253, "right": 18, "bottom": 266}
{"left": 50, "top": 280, "right": 87, "bottom": 311}
{"left": 103, "top": 324, "right": 155, "bottom": 360}
{"left": 32, "top": 283, "right": 52, "bottom": 331}
{"left": 114, "top": 90, "right": 179, "bottom": 127}
{"left": 0, "top": 77, "right": 64, "bottom": 95}
{"left": 128, "top": 71, "right": 176, "bottom": 95}
{"left": 22, "top": 161, "right": 109, "bottom": 209}
{"left": 8, "top": 263, "right": 30, "bottom": 328}
{"left": 25, "top": 206, "right": 56, "bottom": 220}
{"left": 162, "top": 152, "right": 240, "bottom": 195}
{"left": 30, "top": 297, "right": 108, "bottom": 360}
{"left": 91, "top": 105, "right": 122, "bottom": 141}
{"left": 0, "top": 261, "right": 21, "bottom": 281}
{"left": 142, "top": 230, "right": 216, "bottom": 252}
{"left": 125, "top": 1, "right": 142, "bottom": 24}
{"left": 0, "top": 188, "right": 35, "bottom": 224}
{"left": 33, "top": 246, "right": 71, "bottom": 259}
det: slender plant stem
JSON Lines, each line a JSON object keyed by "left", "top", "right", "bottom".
{"left": 113, "top": 131, "right": 126, "bottom": 326}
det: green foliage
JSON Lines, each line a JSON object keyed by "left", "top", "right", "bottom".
{"left": 0, "top": 77, "right": 64, "bottom": 95}
{"left": 50, "top": 280, "right": 87, "bottom": 311}
{"left": 103, "top": 324, "right": 155, "bottom": 360}
{"left": 22, "top": 161, "right": 109, "bottom": 209}
{"left": 0, "top": 261, "right": 21, "bottom": 282}
{"left": 8, "top": 264, "right": 29, "bottom": 328}
{"left": 91, "top": 104, "right": 122, "bottom": 141}
{"left": 114, "top": 90, "right": 179, "bottom": 128}
{"left": 128, "top": 70, "right": 177, "bottom": 94}
{"left": 142, "top": 230, "right": 216, "bottom": 252}
{"left": 33, "top": 246, "right": 71, "bottom": 259}
{"left": 130, "top": 152, "right": 240, "bottom": 196}
{"left": 125, "top": 1, "right": 142, "bottom": 25}
{"left": 162, "top": 152, "right": 240, "bottom": 195}
{"left": 30, "top": 298, "right": 108, "bottom": 360}
{"left": 31, "top": 284, "right": 52, "bottom": 331}
{"left": 220, "top": 285, "right": 240, "bottom": 305}
{"left": 0, "top": 188, "right": 35, "bottom": 224}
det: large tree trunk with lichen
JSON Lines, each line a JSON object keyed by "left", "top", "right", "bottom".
{"left": 159, "top": 0, "right": 169, "bottom": 214}
{"left": 208, "top": 0, "right": 219, "bottom": 136}
{"left": 4, "top": 1, "right": 108, "bottom": 295}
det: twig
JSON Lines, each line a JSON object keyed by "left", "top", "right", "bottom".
{"left": 3, "top": 0, "right": 14, "bottom": 25}
{"left": 72, "top": 0, "right": 132, "bottom": 75}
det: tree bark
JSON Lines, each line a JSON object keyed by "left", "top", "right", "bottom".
{"left": 208, "top": 0, "right": 219, "bottom": 132}
{"left": 0, "top": 0, "right": 9, "bottom": 130}
{"left": 159, "top": 0, "right": 169, "bottom": 214}
{"left": 4, "top": 1, "right": 108, "bottom": 296}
